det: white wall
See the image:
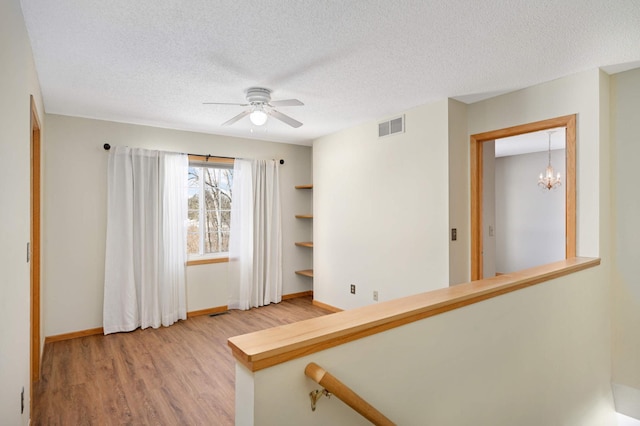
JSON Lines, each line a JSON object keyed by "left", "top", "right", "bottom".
{"left": 466, "top": 71, "right": 613, "bottom": 418}
{"left": 494, "top": 149, "right": 565, "bottom": 273}
{"left": 313, "top": 100, "right": 450, "bottom": 310}
{"left": 43, "top": 114, "right": 312, "bottom": 335}
{"left": 610, "top": 68, "right": 640, "bottom": 404}
{"left": 449, "top": 69, "right": 605, "bottom": 283}
{"left": 239, "top": 267, "right": 614, "bottom": 426}
{"left": 467, "top": 69, "right": 604, "bottom": 260}
{"left": 482, "top": 141, "right": 496, "bottom": 278}
{"left": 447, "top": 99, "right": 470, "bottom": 285}
{"left": 0, "top": 0, "right": 44, "bottom": 423}
{"left": 238, "top": 68, "right": 615, "bottom": 426}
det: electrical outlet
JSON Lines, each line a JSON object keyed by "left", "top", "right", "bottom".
{"left": 373, "top": 291, "right": 378, "bottom": 301}
{"left": 21, "top": 387, "right": 24, "bottom": 414}
{"left": 350, "top": 284, "right": 356, "bottom": 294}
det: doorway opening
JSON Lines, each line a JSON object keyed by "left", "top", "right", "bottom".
{"left": 470, "top": 115, "right": 576, "bottom": 281}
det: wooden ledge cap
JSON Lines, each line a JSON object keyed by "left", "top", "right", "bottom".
{"left": 228, "top": 257, "right": 600, "bottom": 372}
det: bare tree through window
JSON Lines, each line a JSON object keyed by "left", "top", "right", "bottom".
{"left": 187, "top": 164, "right": 233, "bottom": 256}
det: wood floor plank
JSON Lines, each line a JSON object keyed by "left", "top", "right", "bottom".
{"left": 32, "top": 296, "right": 330, "bottom": 425}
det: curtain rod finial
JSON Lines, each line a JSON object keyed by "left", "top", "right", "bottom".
{"left": 103, "top": 143, "right": 111, "bottom": 151}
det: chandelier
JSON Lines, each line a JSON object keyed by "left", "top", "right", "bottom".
{"left": 538, "top": 131, "right": 562, "bottom": 190}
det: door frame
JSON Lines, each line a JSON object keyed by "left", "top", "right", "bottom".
{"left": 470, "top": 114, "right": 576, "bottom": 281}
{"left": 30, "top": 95, "right": 41, "bottom": 391}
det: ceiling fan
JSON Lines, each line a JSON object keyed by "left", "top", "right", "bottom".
{"left": 204, "top": 87, "right": 304, "bottom": 128}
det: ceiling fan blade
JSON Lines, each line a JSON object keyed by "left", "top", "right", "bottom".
{"left": 203, "top": 102, "right": 250, "bottom": 106}
{"left": 269, "top": 109, "right": 303, "bottom": 128}
{"left": 222, "top": 110, "right": 250, "bottom": 126}
{"left": 269, "top": 99, "right": 304, "bottom": 107}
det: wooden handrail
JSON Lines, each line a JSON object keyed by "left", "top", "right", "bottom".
{"left": 305, "top": 362, "right": 396, "bottom": 426}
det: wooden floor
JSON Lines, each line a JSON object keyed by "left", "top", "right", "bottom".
{"left": 32, "top": 296, "right": 331, "bottom": 425}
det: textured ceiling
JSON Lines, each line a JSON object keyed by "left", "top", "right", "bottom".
{"left": 495, "top": 127, "right": 565, "bottom": 158}
{"left": 20, "top": 0, "right": 640, "bottom": 146}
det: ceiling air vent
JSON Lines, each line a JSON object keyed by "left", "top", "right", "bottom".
{"left": 378, "top": 115, "right": 405, "bottom": 138}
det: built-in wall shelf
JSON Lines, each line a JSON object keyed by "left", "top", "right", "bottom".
{"left": 295, "top": 183, "right": 313, "bottom": 279}
{"left": 295, "top": 269, "right": 314, "bottom": 278}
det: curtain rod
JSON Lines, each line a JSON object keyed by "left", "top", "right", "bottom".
{"left": 102, "top": 143, "right": 284, "bottom": 164}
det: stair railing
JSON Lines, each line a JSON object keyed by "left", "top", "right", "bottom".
{"left": 304, "top": 362, "right": 396, "bottom": 426}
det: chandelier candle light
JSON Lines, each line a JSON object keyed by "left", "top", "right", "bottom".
{"left": 538, "top": 130, "right": 562, "bottom": 190}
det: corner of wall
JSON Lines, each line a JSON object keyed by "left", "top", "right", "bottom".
{"left": 610, "top": 67, "right": 640, "bottom": 391}
{"left": 612, "top": 383, "right": 640, "bottom": 421}
{"left": 0, "top": 0, "right": 42, "bottom": 423}
{"left": 312, "top": 100, "right": 451, "bottom": 309}
{"left": 448, "top": 98, "right": 470, "bottom": 285}
{"left": 599, "top": 69, "right": 612, "bottom": 265}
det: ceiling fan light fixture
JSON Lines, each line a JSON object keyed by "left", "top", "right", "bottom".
{"left": 206, "top": 87, "right": 303, "bottom": 128}
{"left": 249, "top": 107, "right": 268, "bottom": 126}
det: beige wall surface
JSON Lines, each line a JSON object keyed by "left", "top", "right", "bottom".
{"left": 482, "top": 140, "right": 496, "bottom": 277}
{"left": 241, "top": 267, "right": 614, "bottom": 426}
{"left": 312, "top": 100, "right": 450, "bottom": 310}
{"left": 611, "top": 68, "right": 640, "bottom": 391}
{"left": 0, "top": 0, "right": 43, "bottom": 423}
{"left": 494, "top": 149, "right": 566, "bottom": 273}
{"left": 238, "top": 69, "right": 616, "bottom": 425}
{"left": 43, "top": 114, "right": 312, "bottom": 336}
{"left": 467, "top": 69, "right": 604, "bottom": 259}
{"left": 447, "top": 98, "right": 470, "bottom": 285}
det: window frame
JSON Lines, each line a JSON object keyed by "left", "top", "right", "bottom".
{"left": 186, "top": 155, "right": 234, "bottom": 266}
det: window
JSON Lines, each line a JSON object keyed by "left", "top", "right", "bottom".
{"left": 187, "top": 157, "right": 234, "bottom": 261}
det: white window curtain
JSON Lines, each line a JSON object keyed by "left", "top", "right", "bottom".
{"left": 228, "top": 159, "right": 282, "bottom": 310}
{"left": 103, "top": 146, "right": 188, "bottom": 334}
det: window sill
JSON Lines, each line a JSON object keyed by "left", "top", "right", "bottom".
{"left": 187, "top": 257, "right": 229, "bottom": 266}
